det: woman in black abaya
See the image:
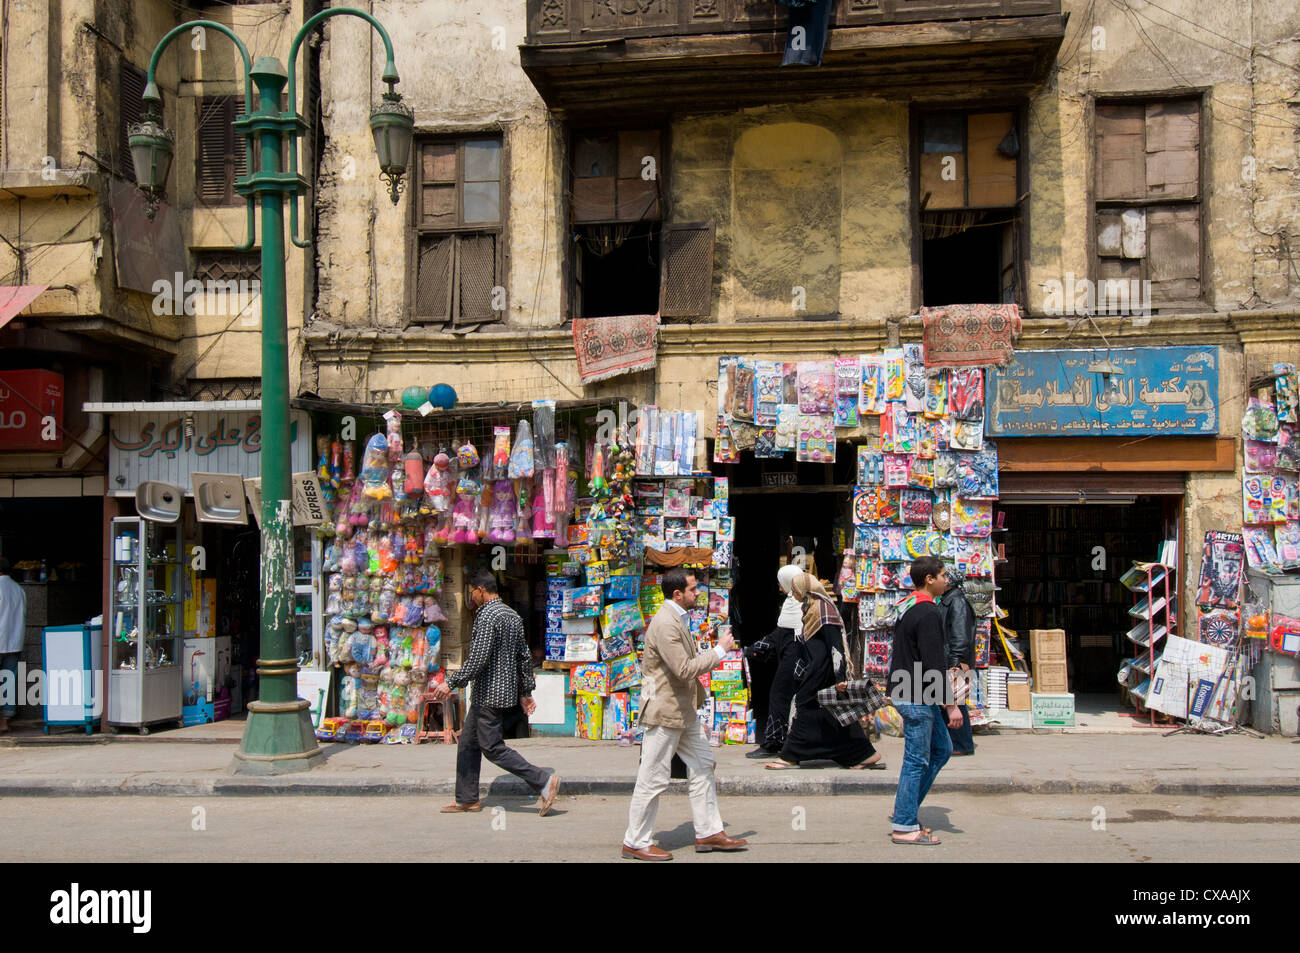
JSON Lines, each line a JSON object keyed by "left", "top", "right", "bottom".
{"left": 766, "top": 572, "right": 881, "bottom": 770}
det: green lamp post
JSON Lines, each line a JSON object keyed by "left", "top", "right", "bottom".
{"left": 132, "top": 10, "right": 414, "bottom": 774}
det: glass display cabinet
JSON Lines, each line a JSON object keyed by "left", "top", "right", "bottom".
{"left": 107, "top": 516, "right": 183, "bottom": 732}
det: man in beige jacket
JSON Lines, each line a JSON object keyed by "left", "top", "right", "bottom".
{"left": 622, "top": 568, "right": 750, "bottom": 860}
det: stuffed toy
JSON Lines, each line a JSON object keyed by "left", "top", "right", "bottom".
{"left": 422, "top": 450, "right": 454, "bottom": 515}
{"left": 360, "top": 433, "right": 392, "bottom": 500}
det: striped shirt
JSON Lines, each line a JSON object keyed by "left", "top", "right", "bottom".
{"left": 446, "top": 598, "right": 535, "bottom": 709}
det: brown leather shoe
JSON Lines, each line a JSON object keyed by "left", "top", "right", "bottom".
{"left": 440, "top": 801, "right": 483, "bottom": 813}
{"left": 621, "top": 843, "right": 673, "bottom": 861}
{"left": 537, "top": 773, "right": 561, "bottom": 817}
{"left": 694, "top": 831, "right": 749, "bottom": 853}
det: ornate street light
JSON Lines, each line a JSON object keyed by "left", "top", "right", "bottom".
{"left": 135, "top": 9, "right": 410, "bottom": 775}
{"left": 371, "top": 89, "right": 415, "bottom": 205}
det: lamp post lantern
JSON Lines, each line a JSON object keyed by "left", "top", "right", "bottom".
{"left": 136, "top": 11, "right": 413, "bottom": 774}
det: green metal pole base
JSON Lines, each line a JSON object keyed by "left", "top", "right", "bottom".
{"left": 230, "top": 699, "right": 325, "bottom": 776}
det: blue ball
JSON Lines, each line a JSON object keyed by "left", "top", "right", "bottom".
{"left": 428, "top": 383, "right": 457, "bottom": 409}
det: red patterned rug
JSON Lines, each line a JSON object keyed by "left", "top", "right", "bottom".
{"left": 921, "top": 304, "right": 1022, "bottom": 368}
{"left": 573, "top": 313, "right": 659, "bottom": 384}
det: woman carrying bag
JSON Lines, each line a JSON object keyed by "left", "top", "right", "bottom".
{"left": 765, "top": 572, "right": 882, "bottom": 770}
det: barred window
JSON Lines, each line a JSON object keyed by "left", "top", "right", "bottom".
{"left": 413, "top": 137, "right": 504, "bottom": 327}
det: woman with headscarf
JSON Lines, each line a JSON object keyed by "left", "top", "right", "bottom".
{"left": 766, "top": 572, "right": 881, "bottom": 770}
{"left": 741, "top": 564, "right": 804, "bottom": 758}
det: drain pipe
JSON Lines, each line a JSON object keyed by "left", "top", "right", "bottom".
{"left": 61, "top": 366, "right": 104, "bottom": 470}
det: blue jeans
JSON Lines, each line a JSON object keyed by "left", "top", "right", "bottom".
{"left": 0, "top": 652, "right": 19, "bottom": 718}
{"left": 892, "top": 702, "right": 952, "bottom": 832}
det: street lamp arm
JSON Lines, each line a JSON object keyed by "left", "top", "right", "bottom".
{"left": 144, "top": 20, "right": 254, "bottom": 114}
{"left": 286, "top": 7, "right": 401, "bottom": 111}
{"left": 143, "top": 20, "right": 257, "bottom": 252}
{"left": 285, "top": 8, "right": 403, "bottom": 247}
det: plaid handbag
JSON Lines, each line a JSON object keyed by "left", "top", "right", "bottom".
{"left": 818, "top": 678, "right": 890, "bottom": 727}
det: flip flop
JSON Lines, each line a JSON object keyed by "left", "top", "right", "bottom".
{"left": 891, "top": 831, "right": 941, "bottom": 846}
{"left": 764, "top": 761, "right": 799, "bottom": 770}
{"left": 848, "top": 758, "right": 886, "bottom": 770}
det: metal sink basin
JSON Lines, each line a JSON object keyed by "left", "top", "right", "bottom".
{"left": 135, "top": 481, "right": 183, "bottom": 523}
{"left": 191, "top": 472, "right": 248, "bottom": 524}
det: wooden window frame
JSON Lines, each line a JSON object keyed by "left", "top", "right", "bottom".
{"left": 408, "top": 134, "right": 508, "bottom": 327}
{"left": 563, "top": 125, "right": 669, "bottom": 320}
{"left": 1091, "top": 92, "right": 1207, "bottom": 314}
{"left": 910, "top": 103, "right": 1029, "bottom": 311}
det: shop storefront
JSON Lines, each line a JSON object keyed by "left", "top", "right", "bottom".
{"left": 297, "top": 394, "right": 733, "bottom": 744}
{"left": 88, "top": 400, "right": 313, "bottom": 733}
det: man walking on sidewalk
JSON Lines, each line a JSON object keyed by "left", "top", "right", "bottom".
{"left": 888, "top": 556, "right": 963, "bottom": 846}
{"left": 939, "top": 565, "right": 977, "bottom": 755}
{"left": 433, "top": 570, "right": 560, "bottom": 816}
{"left": 622, "top": 569, "right": 749, "bottom": 860}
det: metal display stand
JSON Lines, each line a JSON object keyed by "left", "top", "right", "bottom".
{"left": 107, "top": 517, "right": 184, "bottom": 733}
{"left": 1119, "top": 562, "right": 1174, "bottom": 727}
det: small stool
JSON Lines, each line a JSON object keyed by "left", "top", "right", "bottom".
{"left": 417, "top": 693, "right": 463, "bottom": 744}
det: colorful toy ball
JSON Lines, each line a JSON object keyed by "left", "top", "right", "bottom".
{"left": 401, "top": 386, "right": 428, "bottom": 410}
{"left": 428, "top": 384, "right": 458, "bottom": 410}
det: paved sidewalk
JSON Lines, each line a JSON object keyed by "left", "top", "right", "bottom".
{"left": 0, "top": 728, "right": 1295, "bottom": 798}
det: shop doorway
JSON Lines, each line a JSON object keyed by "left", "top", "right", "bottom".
{"left": 995, "top": 496, "right": 1178, "bottom": 717}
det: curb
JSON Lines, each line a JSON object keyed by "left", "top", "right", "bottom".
{"left": 1, "top": 775, "right": 1297, "bottom": 798}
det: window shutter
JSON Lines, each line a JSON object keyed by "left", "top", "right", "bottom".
{"left": 573, "top": 133, "right": 617, "bottom": 223}
{"left": 198, "top": 98, "right": 231, "bottom": 204}
{"left": 1147, "top": 205, "right": 1200, "bottom": 302}
{"left": 119, "top": 62, "right": 146, "bottom": 182}
{"left": 416, "top": 235, "right": 454, "bottom": 321}
{"left": 1145, "top": 101, "right": 1198, "bottom": 200}
{"left": 457, "top": 233, "right": 498, "bottom": 324}
{"left": 659, "top": 222, "right": 715, "bottom": 319}
{"left": 616, "top": 129, "right": 661, "bottom": 221}
{"left": 1095, "top": 103, "right": 1145, "bottom": 201}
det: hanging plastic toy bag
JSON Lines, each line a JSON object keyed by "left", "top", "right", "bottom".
{"left": 532, "top": 400, "right": 556, "bottom": 470}
{"left": 457, "top": 438, "right": 480, "bottom": 471}
{"left": 508, "top": 419, "right": 535, "bottom": 479}
{"left": 361, "top": 433, "right": 393, "bottom": 500}
{"left": 491, "top": 426, "right": 511, "bottom": 479}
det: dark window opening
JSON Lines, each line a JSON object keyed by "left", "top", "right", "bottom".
{"left": 921, "top": 210, "right": 1016, "bottom": 306}
{"left": 574, "top": 222, "right": 661, "bottom": 318}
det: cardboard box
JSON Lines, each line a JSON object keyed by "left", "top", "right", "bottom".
{"left": 1006, "top": 683, "right": 1031, "bottom": 711}
{"left": 1029, "top": 629, "right": 1067, "bottom": 661}
{"left": 1032, "top": 660, "right": 1069, "bottom": 694}
{"left": 1032, "top": 692, "right": 1075, "bottom": 728}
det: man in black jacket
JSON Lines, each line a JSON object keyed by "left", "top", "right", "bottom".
{"left": 939, "top": 565, "right": 977, "bottom": 756}
{"left": 887, "top": 556, "right": 963, "bottom": 846}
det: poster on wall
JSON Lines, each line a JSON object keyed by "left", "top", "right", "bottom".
{"left": 1194, "top": 531, "right": 1245, "bottom": 610}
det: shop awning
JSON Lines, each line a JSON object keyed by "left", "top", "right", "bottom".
{"left": 0, "top": 285, "right": 47, "bottom": 329}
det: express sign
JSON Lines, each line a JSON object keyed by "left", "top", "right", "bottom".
{"left": 0, "top": 370, "right": 64, "bottom": 451}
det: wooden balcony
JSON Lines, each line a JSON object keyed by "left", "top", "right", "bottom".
{"left": 522, "top": 0, "right": 1066, "bottom": 120}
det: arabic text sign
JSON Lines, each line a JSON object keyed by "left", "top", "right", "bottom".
{"left": 107, "top": 410, "right": 310, "bottom": 492}
{"left": 0, "top": 369, "right": 63, "bottom": 450}
{"left": 986, "top": 346, "right": 1219, "bottom": 437}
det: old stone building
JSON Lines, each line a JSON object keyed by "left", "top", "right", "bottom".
{"left": 303, "top": 0, "right": 1300, "bottom": 641}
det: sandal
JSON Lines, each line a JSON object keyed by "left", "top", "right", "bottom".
{"left": 847, "top": 755, "right": 886, "bottom": 770}
{"left": 886, "top": 815, "right": 931, "bottom": 836}
{"left": 764, "top": 760, "right": 799, "bottom": 770}
{"left": 891, "top": 831, "right": 941, "bottom": 846}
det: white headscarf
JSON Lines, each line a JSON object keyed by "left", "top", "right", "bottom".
{"left": 776, "top": 564, "right": 803, "bottom": 629}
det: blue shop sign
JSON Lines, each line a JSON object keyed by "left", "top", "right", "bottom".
{"left": 986, "top": 346, "right": 1219, "bottom": 437}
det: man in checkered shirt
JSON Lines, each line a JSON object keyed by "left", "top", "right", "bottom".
{"left": 434, "top": 570, "right": 561, "bottom": 816}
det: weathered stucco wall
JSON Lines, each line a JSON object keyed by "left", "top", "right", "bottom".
{"left": 312, "top": 0, "right": 561, "bottom": 337}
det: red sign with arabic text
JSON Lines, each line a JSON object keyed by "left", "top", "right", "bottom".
{"left": 0, "top": 370, "right": 64, "bottom": 451}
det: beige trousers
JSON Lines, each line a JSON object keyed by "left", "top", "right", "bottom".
{"left": 623, "top": 721, "right": 724, "bottom": 850}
